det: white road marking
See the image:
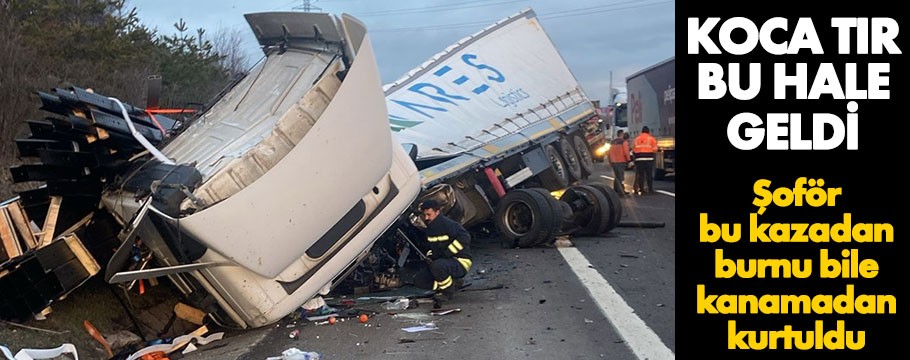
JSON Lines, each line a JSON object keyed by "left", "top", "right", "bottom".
{"left": 558, "top": 245, "right": 675, "bottom": 360}
{"left": 599, "top": 175, "right": 675, "bottom": 197}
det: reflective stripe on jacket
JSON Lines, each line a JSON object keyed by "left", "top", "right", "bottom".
{"left": 633, "top": 133, "right": 658, "bottom": 161}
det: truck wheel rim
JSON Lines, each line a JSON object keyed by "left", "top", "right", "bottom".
{"left": 574, "top": 138, "right": 593, "bottom": 168}
{"left": 561, "top": 141, "right": 581, "bottom": 178}
{"left": 504, "top": 201, "right": 534, "bottom": 236}
{"left": 547, "top": 147, "right": 567, "bottom": 180}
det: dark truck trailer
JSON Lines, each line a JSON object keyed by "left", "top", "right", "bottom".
{"left": 626, "top": 57, "right": 675, "bottom": 179}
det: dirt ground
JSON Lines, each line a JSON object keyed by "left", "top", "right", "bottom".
{"left": 1, "top": 275, "right": 201, "bottom": 360}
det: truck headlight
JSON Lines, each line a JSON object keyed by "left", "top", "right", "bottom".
{"left": 595, "top": 143, "right": 610, "bottom": 157}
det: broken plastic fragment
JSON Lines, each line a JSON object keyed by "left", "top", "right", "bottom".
{"left": 431, "top": 308, "right": 462, "bottom": 316}
{"left": 266, "top": 348, "right": 321, "bottom": 360}
{"left": 402, "top": 322, "right": 438, "bottom": 333}
{"left": 12, "top": 344, "right": 79, "bottom": 360}
{"left": 182, "top": 343, "right": 198, "bottom": 355}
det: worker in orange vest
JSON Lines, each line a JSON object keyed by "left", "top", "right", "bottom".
{"left": 607, "top": 130, "right": 631, "bottom": 195}
{"left": 632, "top": 126, "right": 658, "bottom": 195}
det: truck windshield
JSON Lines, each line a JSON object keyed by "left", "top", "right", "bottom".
{"left": 614, "top": 103, "right": 628, "bottom": 128}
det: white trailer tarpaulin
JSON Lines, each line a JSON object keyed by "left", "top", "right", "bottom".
{"left": 384, "top": 8, "right": 589, "bottom": 160}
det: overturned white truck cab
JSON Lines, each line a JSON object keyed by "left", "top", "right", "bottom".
{"left": 96, "top": 12, "right": 420, "bottom": 328}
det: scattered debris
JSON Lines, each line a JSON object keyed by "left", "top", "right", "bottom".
{"left": 301, "top": 304, "right": 338, "bottom": 321}
{"left": 125, "top": 325, "right": 222, "bottom": 360}
{"left": 526, "top": 337, "right": 537, "bottom": 345}
{"left": 359, "top": 314, "right": 369, "bottom": 323}
{"left": 1, "top": 232, "right": 100, "bottom": 322}
{"left": 265, "top": 347, "right": 322, "bottom": 360}
{"left": 32, "top": 308, "right": 51, "bottom": 321}
{"left": 373, "top": 272, "right": 401, "bottom": 289}
{"left": 656, "top": 303, "right": 665, "bottom": 307}
{"left": 584, "top": 318, "right": 594, "bottom": 324}
{"left": 430, "top": 308, "right": 461, "bottom": 316}
{"left": 538, "top": 299, "right": 546, "bottom": 304}
{"left": 398, "top": 337, "right": 445, "bottom": 343}
{"left": 289, "top": 329, "right": 300, "bottom": 339}
{"left": 7, "top": 343, "right": 78, "bottom": 360}
{"left": 0, "top": 320, "right": 67, "bottom": 335}
{"left": 391, "top": 312, "right": 432, "bottom": 321}
{"left": 402, "top": 322, "right": 438, "bottom": 333}
{"left": 553, "top": 237, "right": 573, "bottom": 248}
{"left": 105, "top": 330, "right": 144, "bottom": 350}
{"left": 301, "top": 295, "right": 327, "bottom": 311}
{"left": 619, "top": 254, "right": 639, "bottom": 258}
{"left": 460, "top": 284, "right": 504, "bottom": 292}
{"left": 83, "top": 319, "right": 114, "bottom": 358}
{"left": 174, "top": 302, "right": 207, "bottom": 326}
{"left": 382, "top": 297, "right": 411, "bottom": 310}
{"left": 182, "top": 342, "right": 198, "bottom": 355}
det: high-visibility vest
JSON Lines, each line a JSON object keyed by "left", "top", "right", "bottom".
{"left": 608, "top": 138, "right": 631, "bottom": 163}
{"left": 633, "top": 133, "right": 658, "bottom": 160}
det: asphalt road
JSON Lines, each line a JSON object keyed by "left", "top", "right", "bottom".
{"left": 214, "top": 164, "right": 677, "bottom": 360}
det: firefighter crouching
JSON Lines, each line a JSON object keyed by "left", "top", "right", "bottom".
{"left": 414, "top": 199, "right": 472, "bottom": 301}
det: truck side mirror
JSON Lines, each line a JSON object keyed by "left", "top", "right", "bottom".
{"left": 401, "top": 143, "right": 418, "bottom": 161}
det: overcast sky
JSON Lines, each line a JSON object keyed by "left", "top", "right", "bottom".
{"left": 126, "top": 0, "right": 674, "bottom": 104}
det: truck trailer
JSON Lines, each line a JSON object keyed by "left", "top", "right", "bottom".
{"left": 383, "top": 8, "right": 620, "bottom": 249}
{"left": 626, "top": 57, "right": 675, "bottom": 179}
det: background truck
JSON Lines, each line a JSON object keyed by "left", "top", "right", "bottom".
{"left": 626, "top": 57, "right": 675, "bottom": 179}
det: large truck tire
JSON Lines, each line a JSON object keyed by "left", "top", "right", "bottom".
{"left": 571, "top": 134, "right": 596, "bottom": 176}
{"left": 527, "top": 188, "right": 574, "bottom": 245}
{"left": 557, "top": 136, "right": 584, "bottom": 182}
{"left": 586, "top": 182, "right": 623, "bottom": 232}
{"left": 494, "top": 188, "right": 561, "bottom": 247}
{"left": 537, "top": 144, "right": 570, "bottom": 191}
{"left": 565, "top": 185, "right": 611, "bottom": 236}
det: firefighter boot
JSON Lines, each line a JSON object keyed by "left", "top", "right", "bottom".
{"left": 453, "top": 278, "right": 464, "bottom": 291}
{"left": 441, "top": 278, "right": 463, "bottom": 300}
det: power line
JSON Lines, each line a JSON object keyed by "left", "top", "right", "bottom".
{"left": 355, "top": 0, "right": 519, "bottom": 17}
{"left": 542, "top": 0, "right": 673, "bottom": 20}
{"left": 273, "top": 0, "right": 298, "bottom": 10}
{"left": 370, "top": 0, "right": 673, "bottom": 33}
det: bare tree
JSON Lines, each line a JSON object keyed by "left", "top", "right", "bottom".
{"left": 211, "top": 25, "right": 251, "bottom": 78}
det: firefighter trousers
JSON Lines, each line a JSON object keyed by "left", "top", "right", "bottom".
{"left": 414, "top": 257, "right": 468, "bottom": 292}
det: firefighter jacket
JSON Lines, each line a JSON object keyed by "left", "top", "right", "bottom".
{"left": 423, "top": 214, "right": 473, "bottom": 270}
{"left": 633, "top": 132, "right": 658, "bottom": 161}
